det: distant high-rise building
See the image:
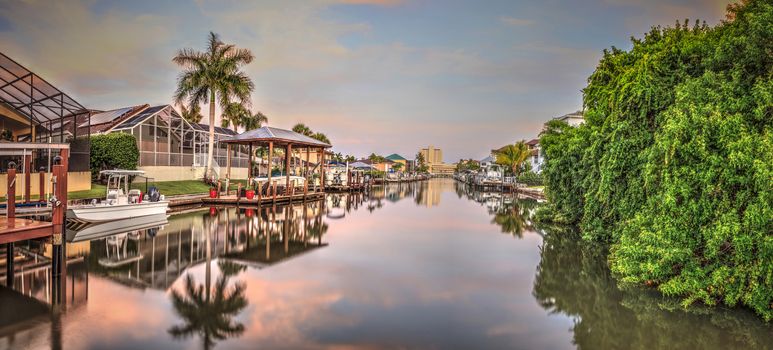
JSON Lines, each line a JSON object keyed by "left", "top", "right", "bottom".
{"left": 418, "top": 146, "right": 454, "bottom": 175}
{"left": 420, "top": 146, "right": 443, "bottom": 165}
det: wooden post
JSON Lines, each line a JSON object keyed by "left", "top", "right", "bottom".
{"left": 6, "top": 162, "right": 16, "bottom": 287}
{"left": 320, "top": 149, "right": 326, "bottom": 193}
{"left": 51, "top": 151, "right": 67, "bottom": 304}
{"left": 247, "top": 143, "right": 252, "bottom": 179}
{"left": 24, "top": 153, "right": 31, "bottom": 203}
{"left": 226, "top": 143, "right": 232, "bottom": 186}
{"left": 7, "top": 163, "right": 16, "bottom": 219}
{"left": 38, "top": 167, "right": 45, "bottom": 202}
{"left": 267, "top": 141, "right": 273, "bottom": 195}
{"left": 305, "top": 148, "right": 310, "bottom": 184}
{"left": 285, "top": 144, "right": 292, "bottom": 196}
{"left": 272, "top": 182, "right": 277, "bottom": 204}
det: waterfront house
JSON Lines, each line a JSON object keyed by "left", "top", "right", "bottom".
{"left": 385, "top": 153, "right": 408, "bottom": 170}
{"left": 358, "top": 158, "right": 395, "bottom": 172}
{"left": 526, "top": 138, "right": 543, "bottom": 173}
{"left": 87, "top": 104, "right": 247, "bottom": 181}
{"left": 554, "top": 111, "right": 585, "bottom": 126}
{"left": 0, "top": 52, "right": 93, "bottom": 196}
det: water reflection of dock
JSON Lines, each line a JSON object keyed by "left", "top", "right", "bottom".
{"left": 72, "top": 199, "right": 331, "bottom": 291}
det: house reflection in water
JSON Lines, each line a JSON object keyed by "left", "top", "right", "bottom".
{"left": 0, "top": 197, "right": 339, "bottom": 348}
{"left": 81, "top": 199, "right": 331, "bottom": 291}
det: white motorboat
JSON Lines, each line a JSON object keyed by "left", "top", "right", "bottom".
{"left": 67, "top": 170, "right": 169, "bottom": 224}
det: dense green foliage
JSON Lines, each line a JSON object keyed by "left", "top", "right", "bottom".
{"left": 455, "top": 159, "right": 481, "bottom": 172}
{"left": 517, "top": 170, "right": 543, "bottom": 187}
{"left": 538, "top": 0, "right": 772, "bottom": 320}
{"left": 89, "top": 133, "right": 139, "bottom": 177}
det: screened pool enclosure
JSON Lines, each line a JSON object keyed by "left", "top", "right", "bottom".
{"left": 108, "top": 104, "right": 250, "bottom": 170}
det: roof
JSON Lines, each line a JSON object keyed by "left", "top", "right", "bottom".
{"left": 191, "top": 123, "right": 238, "bottom": 136}
{"left": 555, "top": 111, "right": 584, "bottom": 120}
{"left": 0, "top": 52, "right": 88, "bottom": 123}
{"left": 526, "top": 138, "right": 539, "bottom": 146}
{"left": 481, "top": 155, "right": 494, "bottom": 163}
{"left": 111, "top": 105, "right": 168, "bottom": 130}
{"left": 350, "top": 161, "right": 375, "bottom": 169}
{"left": 80, "top": 105, "right": 145, "bottom": 128}
{"left": 385, "top": 153, "right": 407, "bottom": 161}
{"left": 222, "top": 126, "right": 331, "bottom": 148}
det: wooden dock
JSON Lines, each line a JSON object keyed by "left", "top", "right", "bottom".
{"left": 1, "top": 143, "right": 69, "bottom": 304}
{"left": 202, "top": 192, "right": 325, "bottom": 206}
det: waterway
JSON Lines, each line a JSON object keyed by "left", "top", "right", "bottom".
{"left": 0, "top": 179, "right": 770, "bottom": 349}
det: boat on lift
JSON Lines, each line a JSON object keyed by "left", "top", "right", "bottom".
{"left": 67, "top": 170, "right": 169, "bottom": 224}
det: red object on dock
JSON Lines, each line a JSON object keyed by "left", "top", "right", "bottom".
{"left": 209, "top": 189, "right": 217, "bottom": 198}
{"left": 245, "top": 208, "right": 254, "bottom": 217}
{"left": 245, "top": 189, "right": 255, "bottom": 199}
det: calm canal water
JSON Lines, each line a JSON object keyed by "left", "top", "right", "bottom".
{"left": 0, "top": 179, "right": 770, "bottom": 349}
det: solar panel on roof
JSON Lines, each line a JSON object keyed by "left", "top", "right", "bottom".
{"left": 78, "top": 106, "right": 135, "bottom": 127}
{"left": 112, "top": 105, "right": 166, "bottom": 129}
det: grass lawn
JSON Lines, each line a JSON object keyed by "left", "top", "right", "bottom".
{"left": 2, "top": 179, "right": 264, "bottom": 202}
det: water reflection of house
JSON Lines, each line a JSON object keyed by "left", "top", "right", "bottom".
{"left": 80, "top": 201, "right": 328, "bottom": 291}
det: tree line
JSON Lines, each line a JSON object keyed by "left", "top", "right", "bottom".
{"left": 537, "top": 0, "right": 771, "bottom": 320}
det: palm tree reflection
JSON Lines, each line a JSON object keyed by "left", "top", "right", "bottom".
{"left": 490, "top": 196, "right": 537, "bottom": 238}
{"left": 168, "top": 238, "right": 248, "bottom": 349}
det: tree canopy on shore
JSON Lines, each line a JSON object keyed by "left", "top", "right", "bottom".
{"left": 173, "top": 31, "right": 254, "bottom": 178}
{"left": 538, "top": 0, "right": 772, "bottom": 320}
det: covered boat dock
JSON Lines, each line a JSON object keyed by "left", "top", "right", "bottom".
{"left": 204, "top": 126, "right": 332, "bottom": 206}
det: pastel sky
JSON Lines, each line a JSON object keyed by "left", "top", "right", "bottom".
{"left": 0, "top": 0, "right": 732, "bottom": 161}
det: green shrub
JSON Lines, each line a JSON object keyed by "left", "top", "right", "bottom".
{"left": 90, "top": 133, "right": 139, "bottom": 177}
{"left": 540, "top": 0, "right": 773, "bottom": 320}
{"left": 517, "top": 170, "right": 543, "bottom": 186}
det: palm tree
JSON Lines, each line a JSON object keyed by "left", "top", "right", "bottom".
{"left": 495, "top": 140, "right": 530, "bottom": 179}
{"left": 173, "top": 31, "right": 255, "bottom": 178}
{"left": 221, "top": 102, "right": 249, "bottom": 131}
{"left": 241, "top": 111, "right": 268, "bottom": 130}
{"left": 179, "top": 103, "right": 204, "bottom": 124}
{"left": 311, "top": 132, "right": 330, "bottom": 145}
{"left": 292, "top": 123, "right": 313, "bottom": 136}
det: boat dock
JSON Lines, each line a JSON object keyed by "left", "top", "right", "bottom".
{"left": 1, "top": 143, "right": 69, "bottom": 304}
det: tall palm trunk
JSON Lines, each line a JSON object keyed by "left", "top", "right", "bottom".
{"left": 207, "top": 92, "right": 216, "bottom": 178}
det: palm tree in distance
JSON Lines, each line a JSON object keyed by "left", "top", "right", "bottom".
{"left": 495, "top": 140, "right": 530, "bottom": 182}
{"left": 242, "top": 111, "right": 268, "bottom": 130}
{"left": 221, "top": 102, "right": 249, "bottom": 131}
{"left": 173, "top": 31, "right": 254, "bottom": 178}
{"left": 179, "top": 103, "right": 204, "bottom": 124}
{"left": 292, "top": 123, "right": 313, "bottom": 136}
{"left": 311, "top": 132, "right": 330, "bottom": 145}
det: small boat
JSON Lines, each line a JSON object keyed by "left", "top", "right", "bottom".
{"left": 67, "top": 170, "right": 169, "bottom": 224}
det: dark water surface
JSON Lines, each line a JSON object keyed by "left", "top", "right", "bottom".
{"left": 0, "top": 179, "right": 770, "bottom": 349}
